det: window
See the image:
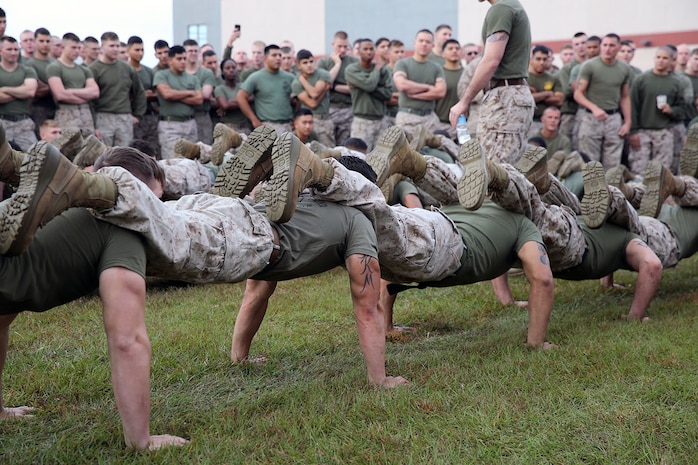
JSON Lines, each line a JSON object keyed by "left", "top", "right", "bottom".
{"left": 187, "top": 24, "right": 208, "bottom": 44}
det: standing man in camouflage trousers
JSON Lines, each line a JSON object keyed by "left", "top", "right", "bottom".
{"left": 450, "top": 0, "right": 534, "bottom": 164}
{"left": 47, "top": 33, "right": 99, "bottom": 137}
{"left": 90, "top": 32, "right": 146, "bottom": 147}
{"left": 0, "top": 36, "right": 38, "bottom": 151}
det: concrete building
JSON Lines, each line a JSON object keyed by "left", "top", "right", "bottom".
{"left": 173, "top": 0, "right": 698, "bottom": 70}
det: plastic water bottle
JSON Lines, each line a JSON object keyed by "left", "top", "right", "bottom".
{"left": 456, "top": 114, "right": 471, "bottom": 144}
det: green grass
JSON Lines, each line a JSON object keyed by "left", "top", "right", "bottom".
{"left": 3, "top": 256, "right": 698, "bottom": 464}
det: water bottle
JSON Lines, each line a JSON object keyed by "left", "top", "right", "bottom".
{"left": 456, "top": 114, "right": 471, "bottom": 144}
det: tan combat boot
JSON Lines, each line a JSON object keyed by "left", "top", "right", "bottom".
{"left": 0, "top": 125, "right": 23, "bottom": 186}
{"left": 174, "top": 139, "right": 201, "bottom": 160}
{"left": 210, "top": 123, "right": 243, "bottom": 165}
{"left": 210, "top": 125, "right": 277, "bottom": 198}
{"left": 50, "top": 127, "right": 84, "bottom": 160}
{"left": 639, "top": 161, "right": 686, "bottom": 218}
{"left": 1, "top": 142, "right": 117, "bottom": 256}
{"left": 367, "top": 126, "right": 427, "bottom": 186}
{"left": 515, "top": 145, "right": 551, "bottom": 194}
{"left": 264, "top": 132, "right": 334, "bottom": 223}
{"left": 73, "top": 135, "right": 109, "bottom": 168}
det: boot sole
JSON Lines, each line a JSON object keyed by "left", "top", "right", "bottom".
{"left": 265, "top": 132, "right": 300, "bottom": 223}
{"left": 679, "top": 124, "right": 698, "bottom": 177}
{"left": 456, "top": 139, "right": 487, "bottom": 210}
{"left": 515, "top": 146, "right": 550, "bottom": 193}
{"left": 366, "top": 126, "right": 405, "bottom": 187}
{"left": 639, "top": 161, "right": 664, "bottom": 218}
{"left": 211, "top": 126, "right": 276, "bottom": 198}
{"left": 1, "top": 142, "right": 60, "bottom": 256}
{"left": 581, "top": 161, "right": 610, "bottom": 228}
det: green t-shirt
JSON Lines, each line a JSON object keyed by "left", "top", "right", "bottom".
{"left": 238, "top": 66, "right": 260, "bottom": 83}
{"left": 534, "top": 130, "right": 571, "bottom": 158}
{"left": 426, "top": 51, "right": 445, "bottom": 67}
{"left": 481, "top": 0, "right": 531, "bottom": 79}
{"left": 658, "top": 204, "right": 698, "bottom": 261}
{"left": 291, "top": 68, "right": 332, "bottom": 115}
{"left": 252, "top": 194, "right": 378, "bottom": 281}
{"left": 213, "top": 83, "right": 248, "bottom": 126}
{"left": 394, "top": 57, "right": 445, "bottom": 111}
{"left": 560, "top": 58, "right": 581, "bottom": 114}
{"left": 317, "top": 55, "right": 358, "bottom": 105}
{"left": 577, "top": 57, "right": 631, "bottom": 111}
{"left": 424, "top": 201, "right": 543, "bottom": 287}
{"left": 26, "top": 57, "right": 55, "bottom": 108}
{"left": 135, "top": 64, "right": 155, "bottom": 114}
{"left": 345, "top": 63, "right": 394, "bottom": 119}
{"left": 153, "top": 68, "right": 201, "bottom": 118}
{"left": 189, "top": 66, "right": 217, "bottom": 112}
{"left": 240, "top": 68, "right": 294, "bottom": 122}
{"left": 0, "top": 64, "right": 38, "bottom": 115}
{"left": 630, "top": 70, "right": 686, "bottom": 132}
{"left": 528, "top": 71, "right": 562, "bottom": 118}
{"left": 89, "top": 60, "right": 146, "bottom": 115}
{"left": 0, "top": 209, "right": 146, "bottom": 314}
{"left": 435, "top": 67, "right": 464, "bottom": 123}
{"left": 554, "top": 220, "right": 638, "bottom": 280}
{"left": 46, "top": 60, "right": 94, "bottom": 90}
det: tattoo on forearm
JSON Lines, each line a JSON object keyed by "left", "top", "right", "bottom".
{"left": 486, "top": 32, "right": 509, "bottom": 43}
{"left": 538, "top": 244, "right": 549, "bottom": 265}
{"left": 359, "top": 255, "right": 376, "bottom": 292}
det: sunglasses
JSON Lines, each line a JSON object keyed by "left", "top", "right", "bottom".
{"left": 466, "top": 51, "right": 478, "bottom": 56}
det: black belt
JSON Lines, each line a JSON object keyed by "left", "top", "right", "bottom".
{"left": 585, "top": 107, "right": 620, "bottom": 115}
{"left": 486, "top": 77, "right": 527, "bottom": 91}
{"left": 398, "top": 107, "right": 433, "bottom": 117}
{"left": 0, "top": 114, "right": 29, "bottom": 122}
{"left": 159, "top": 115, "right": 194, "bottom": 122}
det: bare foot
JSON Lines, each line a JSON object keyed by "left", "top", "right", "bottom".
{"left": 148, "top": 434, "right": 190, "bottom": 450}
{"left": 0, "top": 406, "right": 36, "bottom": 419}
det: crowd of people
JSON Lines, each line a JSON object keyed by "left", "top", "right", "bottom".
{"left": 1, "top": 0, "right": 698, "bottom": 454}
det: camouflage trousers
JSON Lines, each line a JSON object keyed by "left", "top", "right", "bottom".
{"left": 329, "top": 105, "right": 353, "bottom": 146}
{"left": 313, "top": 115, "right": 335, "bottom": 147}
{"left": 671, "top": 123, "right": 686, "bottom": 174}
{"left": 350, "top": 116, "right": 385, "bottom": 151}
{"left": 195, "top": 111, "right": 213, "bottom": 145}
{"left": 605, "top": 176, "right": 698, "bottom": 268}
{"left": 95, "top": 112, "right": 134, "bottom": 147}
{"left": 489, "top": 165, "right": 586, "bottom": 272}
{"left": 435, "top": 120, "right": 457, "bottom": 141}
{"left": 1, "top": 117, "right": 37, "bottom": 151}
{"left": 395, "top": 110, "right": 439, "bottom": 143}
{"left": 55, "top": 103, "right": 94, "bottom": 137}
{"left": 133, "top": 114, "right": 160, "bottom": 154}
{"left": 95, "top": 166, "right": 275, "bottom": 283}
{"left": 221, "top": 121, "right": 252, "bottom": 136}
{"left": 261, "top": 121, "right": 292, "bottom": 135}
{"left": 559, "top": 112, "right": 580, "bottom": 151}
{"left": 627, "top": 128, "right": 673, "bottom": 176}
{"left": 477, "top": 85, "right": 534, "bottom": 164}
{"left": 158, "top": 119, "right": 197, "bottom": 159}
{"left": 158, "top": 158, "right": 213, "bottom": 199}
{"left": 577, "top": 110, "right": 624, "bottom": 170}
{"left": 311, "top": 158, "right": 463, "bottom": 283}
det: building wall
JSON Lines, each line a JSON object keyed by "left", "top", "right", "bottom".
{"left": 175, "top": 0, "right": 698, "bottom": 65}
{"left": 173, "top": 0, "right": 221, "bottom": 49}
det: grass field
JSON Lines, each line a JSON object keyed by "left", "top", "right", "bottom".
{"left": 2, "top": 257, "right": 698, "bottom": 464}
